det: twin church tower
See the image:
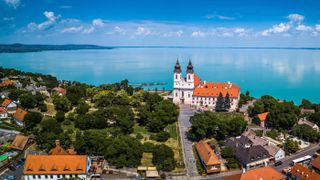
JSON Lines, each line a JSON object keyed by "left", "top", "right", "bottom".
{"left": 172, "top": 59, "right": 240, "bottom": 111}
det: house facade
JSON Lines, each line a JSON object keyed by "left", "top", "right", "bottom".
{"left": 0, "top": 107, "right": 8, "bottom": 119}
{"left": 1, "top": 99, "right": 17, "bottom": 114}
{"left": 13, "top": 108, "right": 28, "bottom": 126}
{"left": 172, "top": 60, "right": 240, "bottom": 111}
{"left": 23, "top": 155, "right": 91, "bottom": 180}
{"left": 195, "top": 140, "right": 221, "bottom": 174}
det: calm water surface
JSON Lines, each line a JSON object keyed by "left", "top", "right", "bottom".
{"left": 0, "top": 48, "right": 320, "bottom": 104}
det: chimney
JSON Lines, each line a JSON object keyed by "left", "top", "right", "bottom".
{"left": 55, "top": 139, "right": 61, "bottom": 147}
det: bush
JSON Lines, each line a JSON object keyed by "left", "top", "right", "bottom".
{"left": 150, "top": 131, "right": 170, "bottom": 142}
{"left": 136, "top": 133, "right": 143, "bottom": 140}
{"left": 56, "top": 111, "right": 65, "bottom": 123}
{"left": 39, "top": 103, "right": 47, "bottom": 112}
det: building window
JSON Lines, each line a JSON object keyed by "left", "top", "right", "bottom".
{"left": 50, "top": 175, "right": 53, "bottom": 179}
{"left": 33, "top": 175, "right": 36, "bottom": 179}
{"left": 58, "top": 175, "right": 60, "bottom": 178}
{"left": 175, "top": 93, "right": 178, "bottom": 97}
{"left": 188, "top": 94, "right": 190, "bottom": 98}
{"left": 38, "top": 175, "right": 41, "bottom": 179}
{"left": 45, "top": 175, "right": 48, "bottom": 179}
{"left": 175, "top": 74, "right": 178, "bottom": 79}
{"left": 188, "top": 75, "right": 190, "bottom": 80}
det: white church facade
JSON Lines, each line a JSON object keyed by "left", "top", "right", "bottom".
{"left": 172, "top": 60, "right": 240, "bottom": 111}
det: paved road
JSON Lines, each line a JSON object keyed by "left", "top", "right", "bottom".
{"left": 178, "top": 104, "right": 199, "bottom": 178}
{"left": 274, "top": 143, "right": 319, "bottom": 171}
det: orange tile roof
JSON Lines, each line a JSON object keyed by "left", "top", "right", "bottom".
{"left": 1, "top": 99, "right": 13, "bottom": 107}
{"left": 194, "top": 74, "right": 201, "bottom": 87}
{"left": 49, "top": 140, "right": 77, "bottom": 155}
{"left": 24, "top": 155, "right": 87, "bottom": 175}
{"left": 195, "top": 140, "right": 221, "bottom": 166}
{"left": 11, "top": 135, "right": 30, "bottom": 151}
{"left": 193, "top": 82, "right": 240, "bottom": 98}
{"left": 0, "top": 80, "right": 13, "bottom": 87}
{"left": 0, "top": 107, "right": 7, "bottom": 114}
{"left": 291, "top": 163, "right": 320, "bottom": 180}
{"left": 13, "top": 108, "right": 28, "bottom": 122}
{"left": 223, "top": 166, "right": 285, "bottom": 180}
{"left": 312, "top": 156, "right": 320, "bottom": 170}
{"left": 257, "top": 112, "right": 269, "bottom": 121}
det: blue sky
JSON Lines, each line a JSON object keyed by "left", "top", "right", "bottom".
{"left": 0, "top": 0, "right": 320, "bottom": 47}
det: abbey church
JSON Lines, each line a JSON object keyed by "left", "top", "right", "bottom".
{"left": 172, "top": 60, "right": 240, "bottom": 111}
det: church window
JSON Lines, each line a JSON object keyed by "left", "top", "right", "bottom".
{"left": 175, "top": 93, "right": 178, "bottom": 97}
{"left": 175, "top": 74, "right": 178, "bottom": 79}
{"left": 188, "top": 94, "right": 190, "bottom": 98}
{"left": 188, "top": 75, "right": 190, "bottom": 80}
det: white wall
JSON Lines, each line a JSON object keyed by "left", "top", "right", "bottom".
{"left": 24, "top": 174, "right": 87, "bottom": 180}
{"left": 0, "top": 113, "right": 8, "bottom": 119}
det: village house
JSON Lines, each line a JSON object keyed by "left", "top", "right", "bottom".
{"left": 13, "top": 108, "right": 28, "bottom": 126}
{"left": 52, "top": 87, "right": 66, "bottom": 96}
{"left": 0, "top": 107, "right": 8, "bottom": 119}
{"left": 0, "top": 79, "right": 13, "bottom": 87}
{"left": 242, "top": 130, "right": 285, "bottom": 162}
{"left": 11, "top": 134, "right": 32, "bottom": 151}
{"left": 298, "top": 117, "right": 319, "bottom": 132}
{"left": 195, "top": 140, "right": 221, "bottom": 174}
{"left": 300, "top": 108, "right": 315, "bottom": 114}
{"left": 23, "top": 154, "right": 91, "bottom": 180}
{"left": 288, "top": 163, "right": 320, "bottom": 180}
{"left": 48, "top": 140, "right": 77, "bottom": 155}
{"left": 172, "top": 60, "right": 240, "bottom": 111}
{"left": 257, "top": 112, "right": 269, "bottom": 128}
{"left": 223, "top": 166, "right": 285, "bottom": 180}
{"left": 1, "top": 99, "right": 17, "bottom": 114}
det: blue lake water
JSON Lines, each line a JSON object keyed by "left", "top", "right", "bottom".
{"left": 0, "top": 48, "right": 320, "bottom": 104}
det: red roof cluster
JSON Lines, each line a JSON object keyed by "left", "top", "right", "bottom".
{"left": 193, "top": 80, "right": 240, "bottom": 98}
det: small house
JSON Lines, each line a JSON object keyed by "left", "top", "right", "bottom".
{"left": 13, "top": 108, "right": 28, "bottom": 126}
{"left": 195, "top": 140, "right": 221, "bottom": 174}
{"left": 1, "top": 99, "right": 17, "bottom": 114}
{"left": 0, "top": 107, "right": 8, "bottom": 119}
{"left": 257, "top": 112, "right": 269, "bottom": 128}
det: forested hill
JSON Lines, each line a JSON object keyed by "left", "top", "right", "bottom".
{"left": 0, "top": 43, "right": 113, "bottom": 53}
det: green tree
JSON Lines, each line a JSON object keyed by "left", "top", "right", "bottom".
{"left": 150, "top": 131, "right": 170, "bottom": 142}
{"left": 309, "top": 112, "right": 320, "bottom": 126}
{"left": 216, "top": 92, "right": 225, "bottom": 112}
{"left": 24, "top": 111, "right": 43, "bottom": 131}
{"left": 66, "top": 84, "right": 87, "bottom": 106}
{"left": 152, "top": 144, "right": 176, "bottom": 171}
{"left": 55, "top": 111, "right": 65, "bottom": 123}
{"left": 284, "top": 139, "right": 299, "bottom": 154}
{"left": 224, "top": 93, "right": 231, "bottom": 110}
{"left": 53, "top": 95, "right": 71, "bottom": 112}
{"left": 291, "top": 124, "right": 319, "bottom": 142}
{"left": 76, "top": 99, "right": 90, "bottom": 114}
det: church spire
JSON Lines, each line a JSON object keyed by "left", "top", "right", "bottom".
{"left": 186, "top": 59, "right": 194, "bottom": 74}
{"left": 174, "top": 59, "right": 182, "bottom": 73}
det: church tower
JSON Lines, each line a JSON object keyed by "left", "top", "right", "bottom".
{"left": 186, "top": 59, "right": 194, "bottom": 85}
{"left": 173, "top": 59, "right": 181, "bottom": 85}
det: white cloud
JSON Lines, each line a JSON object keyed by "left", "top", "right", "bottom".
{"left": 3, "top": 17, "right": 14, "bottom": 21}
{"left": 287, "top": 13, "right": 304, "bottom": 22}
{"left": 61, "top": 26, "right": 83, "bottom": 33}
{"left": 136, "top": 27, "right": 151, "bottom": 36}
{"left": 83, "top": 26, "right": 95, "bottom": 34}
{"left": 191, "top": 31, "right": 206, "bottom": 37}
{"left": 28, "top": 11, "right": 61, "bottom": 31}
{"left": 4, "top": 0, "right": 20, "bottom": 8}
{"left": 92, "top": 19, "right": 104, "bottom": 27}
{"left": 111, "top": 26, "right": 126, "bottom": 35}
{"left": 296, "top": 24, "right": 313, "bottom": 31}
{"left": 222, "top": 32, "right": 233, "bottom": 37}
{"left": 315, "top": 25, "right": 320, "bottom": 31}
{"left": 234, "top": 28, "right": 249, "bottom": 37}
{"left": 206, "top": 14, "right": 235, "bottom": 20}
{"left": 261, "top": 23, "right": 291, "bottom": 36}
{"left": 163, "top": 30, "right": 183, "bottom": 37}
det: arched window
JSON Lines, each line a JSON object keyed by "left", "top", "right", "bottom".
{"left": 175, "top": 74, "right": 178, "bottom": 79}
{"left": 188, "top": 75, "right": 190, "bottom": 80}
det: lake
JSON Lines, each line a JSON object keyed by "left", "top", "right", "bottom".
{"left": 0, "top": 48, "right": 320, "bottom": 104}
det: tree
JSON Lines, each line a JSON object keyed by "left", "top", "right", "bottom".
{"left": 216, "top": 92, "right": 225, "bottom": 112}
{"left": 152, "top": 144, "right": 176, "bottom": 171}
{"left": 283, "top": 139, "right": 299, "bottom": 154}
{"left": 224, "top": 93, "right": 231, "bottom": 110}
{"left": 299, "top": 99, "right": 314, "bottom": 109}
{"left": 291, "top": 124, "right": 319, "bottom": 142}
{"left": 76, "top": 99, "right": 90, "bottom": 114}
{"left": 150, "top": 131, "right": 170, "bottom": 142}
{"left": 53, "top": 95, "right": 71, "bottom": 112}
{"left": 24, "top": 112, "right": 43, "bottom": 131}
{"left": 309, "top": 112, "right": 320, "bottom": 127}
{"left": 20, "top": 92, "right": 37, "bottom": 109}
{"left": 55, "top": 111, "right": 65, "bottom": 123}
{"left": 66, "top": 84, "right": 87, "bottom": 106}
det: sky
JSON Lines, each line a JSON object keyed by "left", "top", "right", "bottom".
{"left": 0, "top": 0, "right": 320, "bottom": 47}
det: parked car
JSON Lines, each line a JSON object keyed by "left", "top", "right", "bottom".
{"left": 4, "top": 175, "right": 15, "bottom": 180}
{"left": 275, "top": 161, "right": 283, "bottom": 166}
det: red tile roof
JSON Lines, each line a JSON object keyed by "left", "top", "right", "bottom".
{"left": 193, "top": 82, "right": 240, "bottom": 98}
{"left": 11, "top": 135, "right": 30, "bottom": 151}
{"left": 257, "top": 112, "right": 269, "bottom": 121}
{"left": 52, "top": 87, "right": 66, "bottom": 95}
{"left": 223, "top": 166, "right": 285, "bottom": 180}
{"left": 312, "top": 156, "right": 320, "bottom": 170}
{"left": 291, "top": 163, "right": 320, "bottom": 180}
{"left": 194, "top": 74, "right": 201, "bottom": 87}
{"left": 1, "top": 99, "right": 13, "bottom": 107}
{"left": 0, "top": 80, "right": 13, "bottom": 87}
{"left": 195, "top": 140, "right": 221, "bottom": 166}
{"left": 13, "top": 108, "right": 28, "bottom": 122}
{"left": 0, "top": 107, "right": 7, "bottom": 114}
{"left": 24, "top": 155, "right": 87, "bottom": 175}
